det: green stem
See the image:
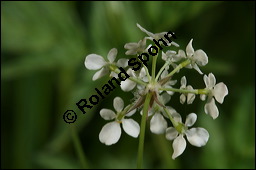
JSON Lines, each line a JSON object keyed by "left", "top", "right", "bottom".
{"left": 117, "top": 103, "right": 135, "bottom": 120}
{"left": 129, "top": 77, "right": 147, "bottom": 86}
{"left": 151, "top": 51, "right": 159, "bottom": 82}
{"left": 143, "top": 64, "right": 151, "bottom": 81}
{"left": 70, "top": 125, "right": 88, "bottom": 169}
{"left": 111, "top": 67, "right": 147, "bottom": 86}
{"left": 160, "top": 87, "right": 209, "bottom": 94}
{"left": 155, "top": 60, "right": 170, "bottom": 81}
{"left": 137, "top": 93, "right": 152, "bottom": 169}
{"left": 166, "top": 59, "right": 191, "bottom": 77}
{"left": 163, "top": 107, "right": 179, "bottom": 127}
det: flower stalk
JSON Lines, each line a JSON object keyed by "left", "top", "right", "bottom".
{"left": 137, "top": 93, "right": 152, "bottom": 169}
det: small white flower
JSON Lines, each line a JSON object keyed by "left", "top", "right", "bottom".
{"left": 161, "top": 51, "right": 179, "bottom": 70}
{"left": 177, "top": 39, "right": 208, "bottom": 74}
{"left": 149, "top": 93, "right": 171, "bottom": 134}
{"left": 136, "top": 23, "right": 179, "bottom": 47}
{"left": 165, "top": 113, "right": 209, "bottom": 159}
{"left": 203, "top": 73, "right": 228, "bottom": 119}
{"left": 180, "top": 76, "right": 195, "bottom": 104}
{"left": 99, "top": 97, "right": 139, "bottom": 145}
{"left": 163, "top": 50, "right": 182, "bottom": 62}
{"left": 124, "top": 38, "right": 147, "bottom": 55}
{"left": 120, "top": 67, "right": 148, "bottom": 92}
{"left": 84, "top": 48, "right": 128, "bottom": 80}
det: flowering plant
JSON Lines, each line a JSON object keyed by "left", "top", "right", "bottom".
{"left": 84, "top": 23, "right": 228, "bottom": 168}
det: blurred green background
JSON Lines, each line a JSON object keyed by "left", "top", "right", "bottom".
{"left": 1, "top": 1, "right": 255, "bottom": 169}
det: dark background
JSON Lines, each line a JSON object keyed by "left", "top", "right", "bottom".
{"left": 1, "top": 1, "right": 255, "bottom": 169}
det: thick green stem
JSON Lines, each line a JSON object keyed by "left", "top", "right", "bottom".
{"left": 137, "top": 93, "right": 152, "bottom": 169}
{"left": 166, "top": 59, "right": 191, "bottom": 77}
{"left": 70, "top": 125, "right": 88, "bottom": 169}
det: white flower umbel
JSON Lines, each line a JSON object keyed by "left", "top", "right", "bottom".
{"left": 202, "top": 73, "right": 228, "bottom": 119}
{"left": 179, "top": 76, "right": 195, "bottom": 104}
{"left": 99, "top": 97, "right": 140, "bottom": 145}
{"left": 84, "top": 48, "right": 128, "bottom": 80}
{"left": 177, "top": 39, "right": 208, "bottom": 74}
{"left": 82, "top": 23, "right": 229, "bottom": 168}
{"left": 165, "top": 113, "right": 209, "bottom": 159}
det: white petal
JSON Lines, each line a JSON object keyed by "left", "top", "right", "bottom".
{"left": 203, "top": 74, "right": 209, "bottom": 88}
{"left": 185, "top": 113, "right": 197, "bottom": 127}
{"left": 194, "top": 50, "right": 208, "bottom": 66}
{"left": 160, "top": 92, "right": 171, "bottom": 105}
{"left": 200, "top": 94, "right": 206, "bottom": 101}
{"left": 162, "top": 51, "right": 168, "bottom": 61}
{"left": 165, "top": 127, "right": 178, "bottom": 141}
{"left": 186, "top": 128, "right": 209, "bottom": 147}
{"left": 186, "top": 39, "right": 194, "bottom": 57}
{"left": 170, "top": 41, "right": 179, "bottom": 47}
{"left": 168, "top": 80, "right": 177, "bottom": 86}
{"left": 124, "top": 42, "right": 138, "bottom": 49}
{"left": 187, "top": 93, "right": 195, "bottom": 104}
{"left": 186, "top": 85, "right": 195, "bottom": 104}
{"left": 113, "top": 97, "right": 124, "bottom": 112}
{"left": 84, "top": 54, "right": 106, "bottom": 70}
{"left": 185, "top": 63, "right": 193, "bottom": 69}
{"left": 193, "top": 64, "right": 203, "bottom": 74}
{"left": 117, "top": 58, "right": 129, "bottom": 68}
{"left": 208, "top": 73, "right": 216, "bottom": 88}
{"left": 180, "top": 94, "right": 186, "bottom": 104}
{"left": 160, "top": 69, "right": 168, "bottom": 80}
{"left": 172, "top": 135, "right": 186, "bottom": 159}
{"left": 204, "top": 98, "right": 219, "bottom": 119}
{"left": 136, "top": 23, "right": 154, "bottom": 38}
{"left": 166, "top": 90, "right": 174, "bottom": 96}
{"left": 99, "top": 122, "right": 121, "bottom": 145}
{"left": 107, "top": 48, "right": 117, "bottom": 63}
{"left": 139, "top": 67, "right": 147, "bottom": 78}
{"left": 147, "top": 108, "right": 154, "bottom": 117}
{"left": 126, "top": 68, "right": 136, "bottom": 77}
{"left": 177, "top": 50, "right": 186, "bottom": 59}
{"left": 150, "top": 113, "right": 168, "bottom": 134}
{"left": 125, "top": 49, "right": 137, "bottom": 56}
{"left": 122, "top": 118, "right": 140, "bottom": 138}
{"left": 168, "top": 108, "right": 182, "bottom": 123}
{"left": 110, "top": 71, "right": 118, "bottom": 78}
{"left": 126, "top": 109, "right": 136, "bottom": 117}
{"left": 100, "top": 109, "right": 116, "bottom": 120}
{"left": 213, "top": 82, "right": 228, "bottom": 104}
{"left": 92, "top": 67, "right": 109, "bottom": 81}
{"left": 120, "top": 79, "right": 136, "bottom": 92}
{"left": 154, "top": 32, "right": 168, "bottom": 40}
{"left": 181, "top": 76, "right": 187, "bottom": 87}
{"left": 166, "top": 50, "right": 177, "bottom": 57}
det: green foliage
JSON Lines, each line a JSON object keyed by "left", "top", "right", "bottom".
{"left": 1, "top": 1, "right": 255, "bottom": 169}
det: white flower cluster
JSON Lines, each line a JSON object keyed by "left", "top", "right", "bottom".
{"left": 84, "top": 23, "right": 228, "bottom": 159}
